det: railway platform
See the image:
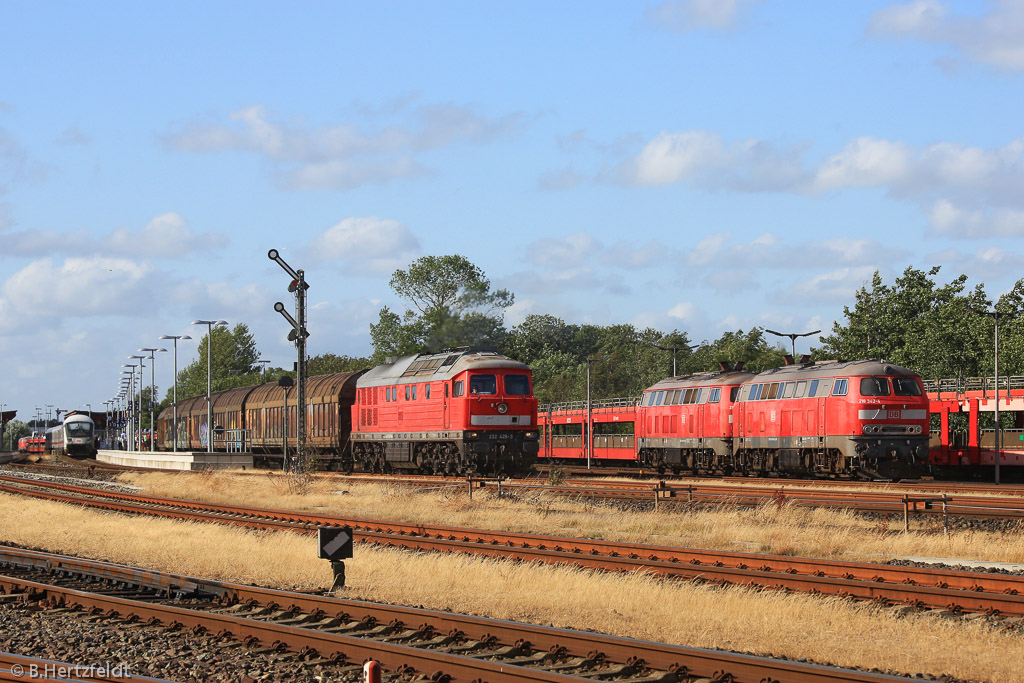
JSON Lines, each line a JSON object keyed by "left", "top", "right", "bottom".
{"left": 97, "top": 449, "right": 253, "bottom": 471}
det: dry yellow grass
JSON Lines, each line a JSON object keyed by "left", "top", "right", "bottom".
{"left": 118, "top": 470, "right": 1024, "bottom": 564}
{"left": 0, "top": 492, "right": 1021, "bottom": 682}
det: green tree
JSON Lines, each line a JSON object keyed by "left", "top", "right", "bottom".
{"left": 820, "top": 266, "right": 992, "bottom": 382}
{"left": 371, "top": 255, "right": 514, "bottom": 362}
{"left": 3, "top": 420, "right": 30, "bottom": 451}
{"left": 307, "top": 353, "right": 371, "bottom": 376}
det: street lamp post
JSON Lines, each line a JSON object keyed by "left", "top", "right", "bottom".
{"left": 651, "top": 342, "right": 701, "bottom": 377}
{"left": 257, "top": 359, "right": 271, "bottom": 383}
{"left": 585, "top": 356, "right": 608, "bottom": 470}
{"left": 191, "top": 320, "right": 228, "bottom": 453}
{"left": 128, "top": 356, "right": 146, "bottom": 450}
{"left": 139, "top": 348, "right": 167, "bottom": 452}
{"left": 765, "top": 329, "right": 821, "bottom": 359}
{"left": 968, "top": 306, "right": 1017, "bottom": 485}
{"left": 120, "top": 368, "right": 135, "bottom": 448}
{"left": 160, "top": 335, "right": 192, "bottom": 453}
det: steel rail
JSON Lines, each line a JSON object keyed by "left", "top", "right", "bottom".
{"left": 0, "top": 546, "right": 921, "bottom": 683}
{"left": 3, "top": 477, "right": 1024, "bottom": 617}
{"left": 319, "top": 472, "right": 1024, "bottom": 518}
{"left": 0, "top": 574, "right": 585, "bottom": 683}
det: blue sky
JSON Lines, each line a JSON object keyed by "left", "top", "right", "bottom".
{"left": 2, "top": 0, "right": 1024, "bottom": 418}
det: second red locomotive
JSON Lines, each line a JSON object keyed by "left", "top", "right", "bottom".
{"left": 544, "top": 358, "right": 932, "bottom": 480}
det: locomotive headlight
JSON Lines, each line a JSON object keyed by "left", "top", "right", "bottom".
{"left": 862, "top": 425, "right": 873, "bottom": 435}
{"left": 496, "top": 402, "right": 508, "bottom": 414}
{"left": 525, "top": 431, "right": 538, "bottom": 439}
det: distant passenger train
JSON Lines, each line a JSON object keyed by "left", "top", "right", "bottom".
{"left": 45, "top": 412, "right": 97, "bottom": 458}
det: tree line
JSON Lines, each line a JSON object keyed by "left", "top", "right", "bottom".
{"left": 143, "top": 259, "right": 1024, "bottom": 423}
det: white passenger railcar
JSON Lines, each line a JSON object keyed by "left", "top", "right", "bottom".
{"left": 46, "top": 412, "right": 97, "bottom": 457}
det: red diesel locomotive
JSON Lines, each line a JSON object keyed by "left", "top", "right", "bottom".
{"left": 351, "top": 348, "right": 539, "bottom": 474}
{"left": 156, "top": 347, "right": 539, "bottom": 475}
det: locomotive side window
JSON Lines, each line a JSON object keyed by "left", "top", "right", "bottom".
{"left": 425, "top": 384, "right": 431, "bottom": 399}
{"left": 454, "top": 381, "right": 464, "bottom": 397}
{"left": 709, "top": 387, "right": 721, "bottom": 403}
{"left": 832, "top": 378, "right": 849, "bottom": 396}
{"left": 892, "top": 377, "right": 922, "bottom": 396}
{"left": 808, "top": 379, "right": 819, "bottom": 397}
{"left": 505, "top": 374, "right": 531, "bottom": 395}
{"left": 671, "top": 389, "right": 683, "bottom": 404}
{"left": 782, "top": 382, "right": 796, "bottom": 399}
{"left": 411, "top": 385, "right": 418, "bottom": 400}
{"left": 470, "top": 374, "right": 497, "bottom": 395}
{"left": 860, "top": 377, "right": 890, "bottom": 396}
{"left": 405, "top": 386, "right": 410, "bottom": 400}
{"left": 795, "top": 381, "right": 807, "bottom": 398}
{"left": 730, "top": 387, "right": 739, "bottom": 401}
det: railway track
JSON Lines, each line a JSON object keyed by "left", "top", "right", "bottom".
{"left": 324, "top": 472, "right": 1024, "bottom": 519}
{"left": 0, "top": 545, "right": 940, "bottom": 682}
{"left": 3, "top": 474, "right": 1024, "bottom": 620}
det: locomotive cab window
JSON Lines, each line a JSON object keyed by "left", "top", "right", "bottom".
{"left": 860, "top": 377, "right": 890, "bottom": 396}
{"left": 730, "top": 387, "right": 739, "bottom": 401}
{"left": 469, "top": 374, "right": 497, "bottom": 395}
{"left": 892, "top": 377, "right": 922, "bottom": 396}
{"left": 832, "top": 378, "right": 849, "bottom": 396}
{"left": 454, "top": 380, "right": 464, "bottom": 397}
{"left": 505, "top": 374, "right": 531, "bottom": 395}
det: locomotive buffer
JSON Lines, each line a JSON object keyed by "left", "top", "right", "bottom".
{"left": 318, "top": 526, "right": 353, "bottom": 590}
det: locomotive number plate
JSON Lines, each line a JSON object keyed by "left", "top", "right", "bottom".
{"left": 488, "top": 433, "right": 513, "bottom": 440}
{"left": 888, "top": 410, "right": 900, "bottom": 419}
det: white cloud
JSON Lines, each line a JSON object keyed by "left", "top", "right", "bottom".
{"left": 526, "top": 231, "right": 670, "bottom": 271}
{"left": 813, "top": 137, "right": 913, "bottom": 191}
{"left": 306, "top": 216, "right": 421, "bottom": 274}
{"left": 926, "top": 244, "right": 1021, "bottom": 280}
{"left": 0, "top": 212, "right": 225, "bottom": 259}
{"left": 868, "top": 0, "right": 947, "bottom": 35}
{"left": 164, "top": 101, "right": 528, "bottom": 191}
{"left": 647, "top": 0, "right": 759, "bottom": 32}
{"left": 928, "top": 200, "right": 1024, "bottom": 237}
{"left": 869, "top": 0, "right": 1024, "bottom": 71}
{"left": 614, "top": 130, "right": 1024, "bottom": 237}
{"left": 1, "top": 257, "right": 157, "bottom": 320}
{"left": 684, "top": 232, "right": 898, "bottom": 271}
{"left": 624, "top": 131, "right": 808, "bottom": 191}
{"left": 784, "top": 267, "right": 880, "bottom": 304}
{"left": 668, "top": 301, "right": 697, "bottom": 320}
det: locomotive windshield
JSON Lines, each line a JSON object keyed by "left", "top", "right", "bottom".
{"left": 66, "top": 422, "right": 93, "bottom": 436}
{"left": 469, "top": 374, "right": 497, "bottom": 395}
{"left": 860, "top": 378, "right": 891, "bottom": 396}
{"left": 505, "top": 374, "right": 531, "bottom": 395}
{"left": 892, "top": 377, "right": 923, "bottom": 396}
